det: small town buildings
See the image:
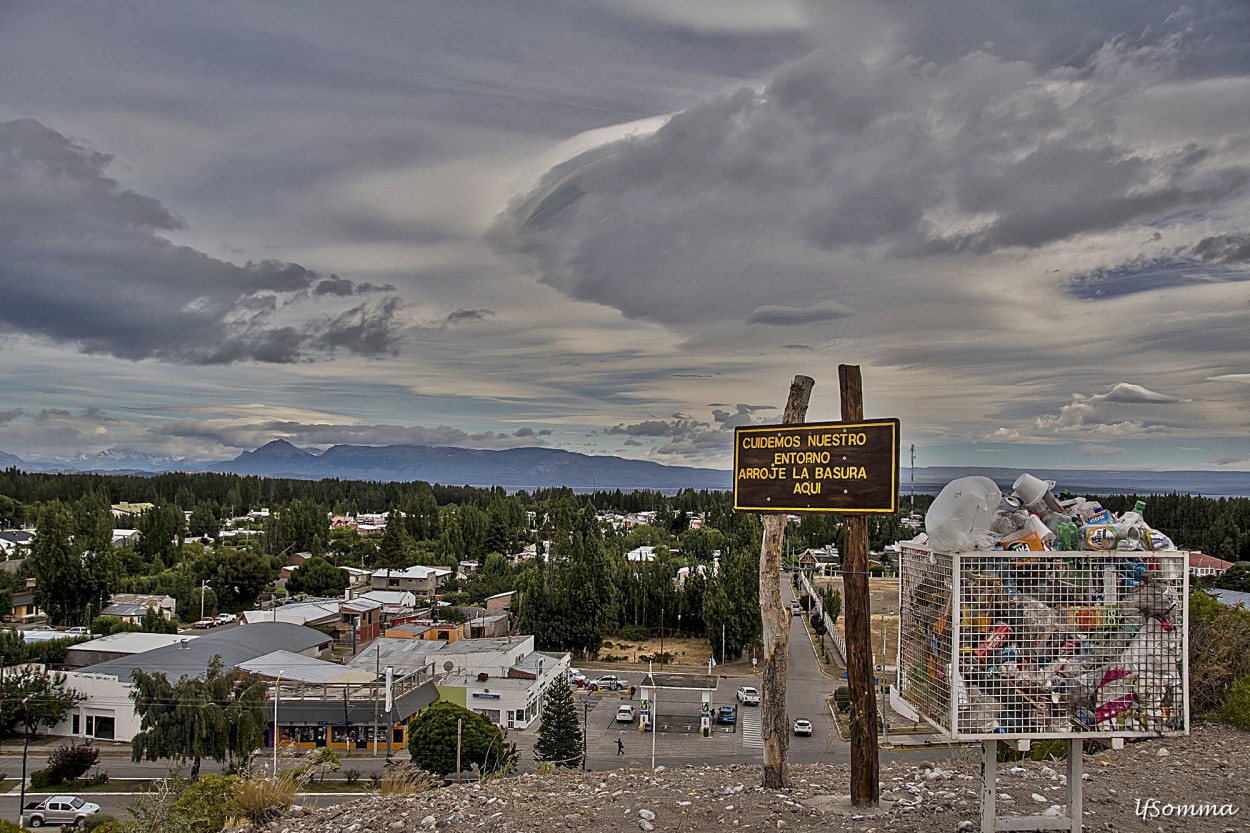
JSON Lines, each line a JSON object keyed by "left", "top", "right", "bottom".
{"left": 384, "top": 621, "right": 467, "bottom": 642}
{"left": 110, "top": 529, "right": 141, "bottom": 548}
{"left": 1189, "top": 551, "right": 1233, "bottom": 577}
{"left": 346, "top": 634, "right": 569, "bottom": 731}
{"left": 63, "top": 632, "right": 199, "bottom": 669}
{"left": 7, "top": 590, "right": 43, "bottom": 623}
{"left": 370, "top": 565, "right": 451, "bottom": 598}
{"left": 625, "top": 546, "right": 657, "bottom": 563}
{"left": 0, "top": 530, "right": 34, "bottom": 558}
{"left": 110, "top": 502, "right": 154, "bottom": 519}
{"left": 100, "top": 593, "right": 177, "bottom": 623}
{"left": 52, "top": 623, "right": 333, "bottom": 742}
{"left": 797, "top": 546, "right": 841, "bottom": 576}
{"left": 238, "top": 650, "right": 439, "bottom": 754}
{"left": 484, "top": 591, "right": 515, "bottom": 613}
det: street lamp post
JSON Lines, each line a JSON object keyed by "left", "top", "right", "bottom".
{"left": 273, "top": 671, "right": 283, "bottom": 775}
{"left": 200, "top": 579, "right": 210, "bottom": 620}
{"left": 18, "top": 697, "right": 30, "bottom": 825}
{"left": 659, "top": 607, "right": 664, "bottom": 669}
{"left": 582, "top": 700, "right": 589, "bottom": 770}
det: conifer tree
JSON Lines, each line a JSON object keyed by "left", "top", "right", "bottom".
{"left": 533, "top": 675, "right": 583, "bottom": 768}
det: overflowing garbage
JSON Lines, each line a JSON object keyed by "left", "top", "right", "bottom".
{"left": 923, "top": 474, "right": 1175, "bottom": 554}
{"left": 898, "top": 473, "right": 1187, "bottom": 739}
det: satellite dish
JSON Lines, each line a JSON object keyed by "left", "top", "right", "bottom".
{"left": 443, "top": 661, "right": 454, "bottom": 672}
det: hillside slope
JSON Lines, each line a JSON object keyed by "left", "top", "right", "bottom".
{"left": 262, "top": 723, "right": 1247, "bottom": 833}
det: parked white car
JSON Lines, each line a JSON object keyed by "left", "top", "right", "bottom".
{"left": 22, "top": 795, "right": 101, "bottom": 828}
{"left": 616, "top": 704, "right": 636, "bottom": 723}
{"left": 569, "top": 668, "right": 587, "bottom": 686}
{"left": 215, "top": 612, "right": 238, "bottom": 624}
{"left": 736, "top": 686, "right": 761, "bottom": 705}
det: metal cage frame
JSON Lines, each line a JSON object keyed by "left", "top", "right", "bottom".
{"left": 898, "top": 542, "right": 1190, "bottom": 741}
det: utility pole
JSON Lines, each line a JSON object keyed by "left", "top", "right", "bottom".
{"left": 659, "top": 607, "right": 665, "bottom": 669}
{"left": 840, "top": 364, "right": 880, "bottom": 807}
{"left": 582, "top": 700, "right": 589, "bottom": 770}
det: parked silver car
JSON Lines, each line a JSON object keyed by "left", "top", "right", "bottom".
{"left": 22, "top": 795, "right": 101, "bottom": 827}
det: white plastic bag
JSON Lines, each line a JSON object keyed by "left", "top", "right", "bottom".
{"left": 925, "top": 476, "right": 1002, "bottom": 553}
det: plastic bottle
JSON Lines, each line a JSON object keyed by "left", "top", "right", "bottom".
{"left": 1080, "top": 523, "right": 1145, "bottom": 551}
{"left": 1054, "top": 521, "right": 1080, "bottom": 551}
{"left": 1119, "top": 500, "right": 1147, "bottom": 527}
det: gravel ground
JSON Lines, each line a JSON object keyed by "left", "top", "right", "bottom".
{"left": 260, "top": 723, "right": 1248, "bottom": 833}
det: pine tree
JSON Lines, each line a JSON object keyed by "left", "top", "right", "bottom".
{"left": 533, "top": 676, "right": 583, "bottom": 768}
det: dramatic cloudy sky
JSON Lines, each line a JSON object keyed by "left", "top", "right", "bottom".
{"left": 2, "top": 1, "right": 1249, "bottom": 472}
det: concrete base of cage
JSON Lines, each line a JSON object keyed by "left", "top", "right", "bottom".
{"left": 979, "top": 739, "right": 1082, "bottom": 833}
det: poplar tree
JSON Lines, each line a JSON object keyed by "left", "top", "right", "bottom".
{"left": 533, "top": 676, "right": 583, "bottom": 768}
{"left": 29, "top": 501, "right": 92, "bottom": 625}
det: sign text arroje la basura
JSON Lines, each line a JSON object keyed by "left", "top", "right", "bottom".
{"left": 733, "top": 419, "right": 900, "bottom": 513}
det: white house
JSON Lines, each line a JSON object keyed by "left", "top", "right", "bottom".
{"left": 370, "top": 565, "right": 451, "bottom": 597}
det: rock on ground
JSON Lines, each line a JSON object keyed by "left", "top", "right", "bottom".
{"left": 244, "top": 723, "right": 1249, "bottom": 833}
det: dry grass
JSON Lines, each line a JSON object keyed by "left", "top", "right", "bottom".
{"left": 229, "top": 775, "right": 299, "bottom": 826}
{"left": 817, "top": 576, "right": 901, "bottom": 665}
{"left": 377, "top": 765, "right": 437, "bottom": 795}
{"left": 596, "top": 635, "right": 713, "bottom": 668}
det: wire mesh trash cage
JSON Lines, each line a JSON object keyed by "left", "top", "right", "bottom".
{"left": 898, "top": 542, "right": 1189, "bottom": 740}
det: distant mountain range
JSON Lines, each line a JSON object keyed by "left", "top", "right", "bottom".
{"left": 3, "top": 441, "right": 1250, "bottom": 496}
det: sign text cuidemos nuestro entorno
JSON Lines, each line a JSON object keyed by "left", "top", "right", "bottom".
{"left": 733, "top": 419, "right": 900, "bottom": 513}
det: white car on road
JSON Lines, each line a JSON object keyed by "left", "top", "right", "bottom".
{"left": 616, "top": 704, "right": 636, "bottom": 723}
{"left": 736, "top": 686, "right": 761, "bottom": 705}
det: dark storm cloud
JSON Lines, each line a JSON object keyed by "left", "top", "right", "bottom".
{"left": 313, "top": 298, "right": 404, "bottom": 356}
{"left": 495, "top": 3, "right": 1250, "bottom": 333}
{"left": 0, "top": 119, "right": 402, "bottom": 364}
{"left": 444, "top": 308, "right": 496, "bottom": 326}
{"left": 712, "top": 404, "right": 775, "bottom": 430}
{"left": 1194, "top": 234, "right": 1250, "bottom": 264}
{"left": 314, "top": 275, "right": 397, "bottom": 296}
{"left": 0, "top": 410, "right": 24, "bottom": 424}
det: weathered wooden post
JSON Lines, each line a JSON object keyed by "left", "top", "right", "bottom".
{"left": 759, "top": 374, "right": 815, "bottom": 789}
{"left": 733, "top": 368, "right": 898, "bottom": 798}
{"left": 839, "top": 363, "right": 880, "bottom": 806}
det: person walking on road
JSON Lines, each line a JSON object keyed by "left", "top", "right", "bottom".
{"left": 616, "top": 736, "right": 625, "bottom": 755}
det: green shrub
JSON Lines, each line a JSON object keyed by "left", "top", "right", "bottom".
{"left": 0, "top": 819, "right": 25, "bottom": 833}
{"left": 619, "top": 625, "right": 650, "bottom": 643}
{"left": 91, "top": 821, "right": 131, "bottom": 833}
{"left": 602, "top": 653, "right": 628, "bottom": 662}
{"left": 834, "top": 686, "right": 851, "bottom": 713}
{"left": 81, "top": 814, "right": 118, "bottom": 833}
{"left": 1219, "top": 675, "right": 1250, "bottom": 729}
{"left": 173, "top": 773, "right": 237, "bottom": 833}
{"left": 342, "top": 767, "right": 361, "bottom": 785}
{"left": 1189, "top": 591, "right": 1250, "bottom": 715}
{"left": 29, "top": 768, "right": 61, "bottom": 788}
